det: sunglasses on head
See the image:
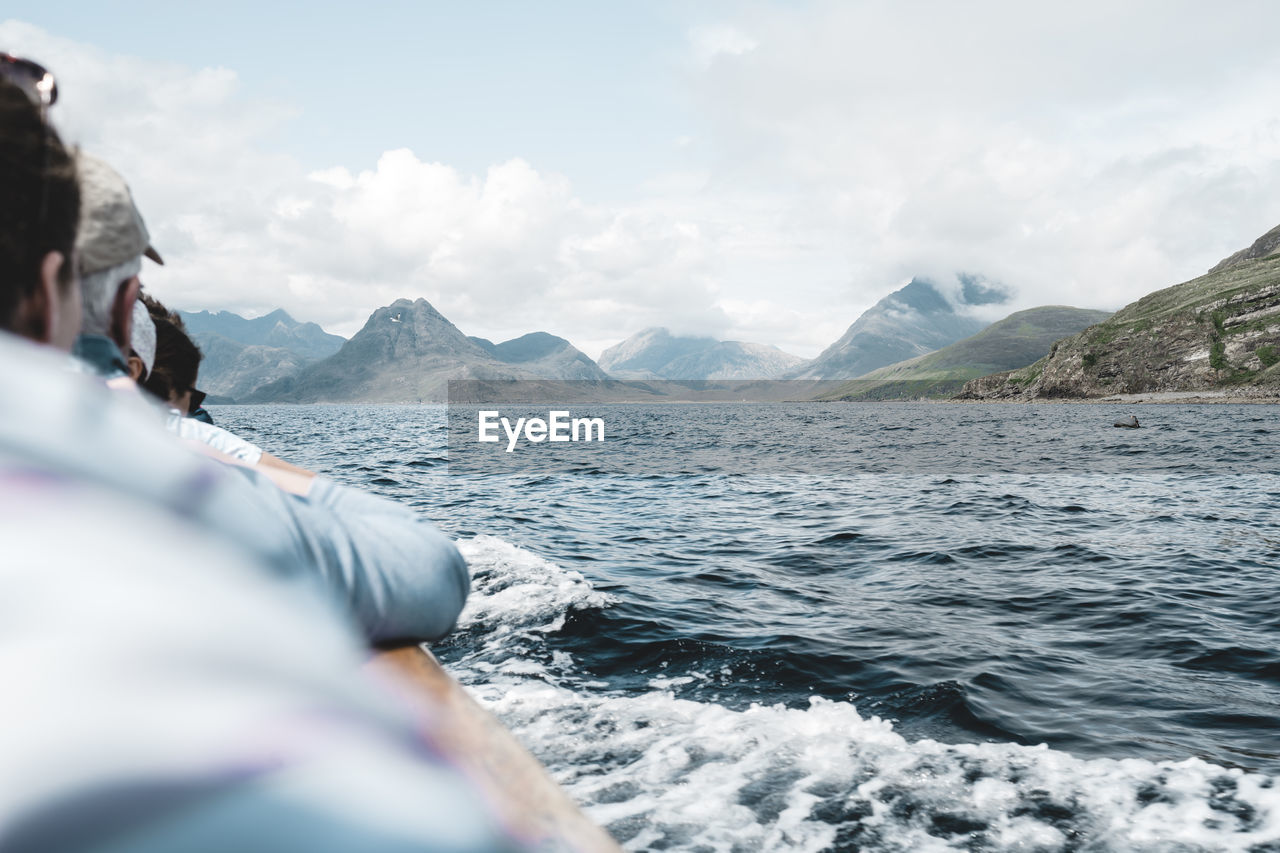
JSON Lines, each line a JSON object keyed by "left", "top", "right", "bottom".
{"left": 0, "top": 53, "right": 57, "bottom": 118}
{"left": 2, "top": 52, "right": 58, "bottom": 229}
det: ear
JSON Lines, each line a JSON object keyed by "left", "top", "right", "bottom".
{"left": 10, "top": 251, "right": 65, "bottom": 345}
{"left": 39, "top": 251, "right": 67, "bottom": 341}
{"left": 126, "top": 354, "right": 147, "bottom": 382}
{"left": 109, "top": 275, "right": 141, "bottom": 352}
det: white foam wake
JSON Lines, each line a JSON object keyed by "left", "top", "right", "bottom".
{"left": 452, "top": 536, "right": 1280, "bottom": 851}
{"left": 456, "top": 535, "right": 614, "bottom": 637}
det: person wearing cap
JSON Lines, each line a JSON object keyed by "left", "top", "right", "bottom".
{"left": 0, "top": 73, "right": 528, "bottom": 853}
{"left": 70, "top": 152, "right": 164, "bottom": 379}
{"left": 70, "top": 154, "right": 475, "bottom": 643}
{"left": 9, "top": 95, "right": 473, "bottom": 643}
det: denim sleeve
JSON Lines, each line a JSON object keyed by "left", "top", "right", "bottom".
{"left": 0, "top": 479, "right": 518, "bottom": 853}
{"left": 230, "top": 471, "right": 471, "bottom": 644}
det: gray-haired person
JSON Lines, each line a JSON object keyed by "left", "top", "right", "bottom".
{"left": 27, "top": 113, "right": 472, "bottom": 645}
{"left": 0, "top": 66, "right": 525, "bottom": 852}
{"left": 70, "top": 153, "right": 164, "bottom": 381}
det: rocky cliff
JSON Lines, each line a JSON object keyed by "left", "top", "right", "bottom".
{"left": 1208, "top": 224, "right": 1280, "bottom": 275}
{"left": 958, "top": 231, "right": 1280, "bottom": 400}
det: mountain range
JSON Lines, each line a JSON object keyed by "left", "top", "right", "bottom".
{"left": 244, "top": 299, "right": 610, "bottom": 403}
{"left": 175, "top": 224, "right": 1280, "bottom": 405}
{"left": 183, "top": 257, "right": 1257, "bottom": 403}
{"left": 179, "top": 308, "right": 346, "bottom": 400}
{"left": 183, "top": 275, "right": 1033, "bottom": 402}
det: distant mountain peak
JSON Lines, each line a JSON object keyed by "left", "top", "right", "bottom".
{"left": 599, "top": 327, "right": 800, "bottom": 379}
{"left": 788, "top": 275, "right": 1009, "bottom": 379}
{"left": 890, "top": 278, "right": 954, "bottom": 314}
{"left": 839, "top": 304, "right": 1113, "bottom": 398}
{"left": 178, "top": 307, "right": 346, "bottom": 400}
{"left": 246, "top": 297, "right": 610, "bottom": 402}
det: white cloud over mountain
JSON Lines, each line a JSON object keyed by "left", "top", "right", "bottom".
{"left": 1, "top": 21, "right": 733, "bottom": 355}
{"left": 683, "top": 0, "right": 1280, "bottom": 321}
{"left": 5, "top": 2, "right": 1280, "bottom": 358}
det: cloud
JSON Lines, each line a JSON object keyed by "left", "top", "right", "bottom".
{"left": 6, "top": 4, "right": 1280, "bottom": 361}
{"left": 684, "top": 0, "right": 1280, "bottom": 322}
{"left": 0, "top": 20, "right": 734, "bottom": 354}
{"left": 268, "top": 152, "right": 731, "bottom": 349}
{"left": 689, "top": 25, "right": 758, "bottom": 68}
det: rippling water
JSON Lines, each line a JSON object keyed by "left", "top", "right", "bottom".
{"left": 214, "top": 402, "right": 1280, "bottom": 851}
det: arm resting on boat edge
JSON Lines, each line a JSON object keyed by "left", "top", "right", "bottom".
{"left": 258, "top": 450, "right": 320, "bottom": 482}
{"left": 302, "top": 478, "right": 470, "bottom": 643}
{"left": 222, "top": 468, "right": 470, "bottom": 644}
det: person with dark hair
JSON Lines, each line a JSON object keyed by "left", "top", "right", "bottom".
{"left": 0, "top": 67, "right": 524, "bottom": 852}
{"left": 0, "top": 65, "right": 80, "bottom": 350}
{"left": 123, "top": 294, "right": 214, "bottom": 421}
{"left": 5, "top": 66, "right": 475, "bottom": 644}
{"left": 143, "top": 299, "right": 203, "bottom": 411}
{"left": 131, "top": 293, "right": 271, "bottom": 465}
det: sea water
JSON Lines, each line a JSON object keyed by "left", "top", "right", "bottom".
{"left": 215, "top": 402, "right": 1280, "bottom": 851}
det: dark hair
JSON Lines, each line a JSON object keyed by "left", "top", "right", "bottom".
{"left": 0, "top": 79, "right": 80, "bottom": 331}
{"left": 141, "top": 294, "right": 202, "bottom": 403}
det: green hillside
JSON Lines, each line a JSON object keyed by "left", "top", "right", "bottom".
{"left": 818, "top": 306, "right": 1112, "bottom": 400}
{"left": 959, "top": 239, "right": 1280, "bottom": 400}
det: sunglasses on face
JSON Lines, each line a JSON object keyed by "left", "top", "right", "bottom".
{"left": 0, "top": 53, "right": 57, "bottom": 118}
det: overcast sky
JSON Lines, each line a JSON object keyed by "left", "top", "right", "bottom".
{"left": 6, "top": 1, "right": 1280, "bottom": 358}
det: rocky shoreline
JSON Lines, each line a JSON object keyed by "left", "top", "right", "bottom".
{"left": 947, "top": 388, "right": 1280, "bottom": 404}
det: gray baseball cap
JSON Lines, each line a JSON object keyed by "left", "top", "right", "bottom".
{"left": 76, "top": 154, "right": 163, "bottom": 276}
